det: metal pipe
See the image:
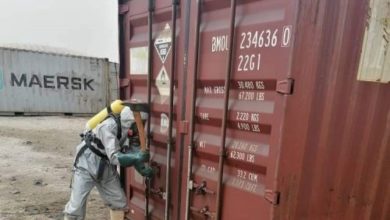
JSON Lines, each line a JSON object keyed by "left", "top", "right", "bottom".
{"left": 175, "top": 0, "right": 192, "bottom": 219}
{"left": 118, "top": 2, "right": 127, "bottom": 190}
{"left": 165, "top": 0, "right": 179, "bottom": 219}
{"left": 146, "top": 0, "right": 155, "bottom": 219}
{"left": 184, "top": 0, "right": 202, "bottom": 219}
{"left": 215, "top": 0, "right": 237, "bottom": 219}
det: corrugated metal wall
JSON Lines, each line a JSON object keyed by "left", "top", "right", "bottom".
{"left": 118, "top": 0, "right": 389, "bottom": 219}
{"left": 276, "top": 0, "right": 390, "bottom": 220}
{"left": 0, "top": 47, "right": 119, "bottom": 114}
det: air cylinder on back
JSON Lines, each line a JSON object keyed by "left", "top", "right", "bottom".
{"left": 85, "top": 99, "right": 124, "bottom": 131}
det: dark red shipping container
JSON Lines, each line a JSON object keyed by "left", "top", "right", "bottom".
{"left": 118, "top": 0, "right": 389, "bottom": 220}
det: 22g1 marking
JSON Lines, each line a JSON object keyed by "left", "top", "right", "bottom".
{"left": 237, "top": 53, "right": 261, "bottom": 72}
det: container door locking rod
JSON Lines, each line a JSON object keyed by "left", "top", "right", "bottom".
{"left": 184, "top": 0, "right": 202, "bottom": 220}
{"left": 145, "top": 0, "right": 155, "bottom": 219}
{"left": 215, "top": 0, "right": 237, "bottom": 219}
{"left": 164, "top": 0, "right": 179, "bottom": 219}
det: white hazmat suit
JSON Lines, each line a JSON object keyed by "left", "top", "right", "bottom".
{"left": 64, "top": 107, "right": 151, "bottom": 220}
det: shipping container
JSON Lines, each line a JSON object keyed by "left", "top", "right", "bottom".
{"left": 0, "top": 46, "right": 119, "bottom": 115}
{"left": 118, "top": 0, "right": 389, "bottom": 220}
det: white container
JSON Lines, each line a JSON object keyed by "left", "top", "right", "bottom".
{"left": 0, "top": 46, "right": 118, "bottom": 115}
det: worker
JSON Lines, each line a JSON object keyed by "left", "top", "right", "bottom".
{"left": 63, "top": 106, "right": 153, "bottom": 220}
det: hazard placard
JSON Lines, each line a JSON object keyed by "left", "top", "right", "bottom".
{"left": 156, "top": 66, "right": 170, "bottom": 96}
{"left": 160, "top": 113, "right": 169, "bottom": 133}
{"left": 154, "top": 23, "right": 172, "bottom": 63}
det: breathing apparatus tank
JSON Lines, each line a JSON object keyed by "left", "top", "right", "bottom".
{"left": 85, "top": 99, "right": 124, "bottom": 131}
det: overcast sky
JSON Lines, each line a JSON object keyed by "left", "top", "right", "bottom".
{"left": 0, "top": 0, "right": 119, "bottom": 62}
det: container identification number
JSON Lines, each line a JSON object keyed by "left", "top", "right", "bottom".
{"left": 236, "top": 26, "right": 292, "bottom": 72}
{"left": 240, "top": 29, "right": 279, "bottom": 49}
{"left": 239, "top": 26, "right": 292, "bottom": 49}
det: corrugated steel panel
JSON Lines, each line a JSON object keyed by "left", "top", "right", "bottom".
{"left": 119, "top": 1, "right": 182, "bottom": 219}
{"left": 0, "top": 47, "right": 119, "bottom": 114}
{"left": 182, "top": 1, "right": 297, "bottom": 219}
{"left": 0, "top": 43, "right": 89, "bottom": 57}
{"left": 276, "top": 0, "right": 390, "bottom": 219}
{"left": 109, "top": 63, "right": 120, "bottom": 102}
{"left": 119, "top": 0, "right": 389, "bottom": 220}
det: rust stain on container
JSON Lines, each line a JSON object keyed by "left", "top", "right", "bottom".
{"left": 119, "top": 0, "right": 389, "bottom": 219}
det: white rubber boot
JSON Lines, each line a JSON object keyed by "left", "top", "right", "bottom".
{"left": 110, "top": 209, "right": 125, "bottom": 220}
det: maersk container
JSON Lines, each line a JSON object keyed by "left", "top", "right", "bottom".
{"left": 118, "top": 0, "right": 389, "bottom": 220}
{"left": 0, "top": 46, "right": 119, "bottom": 115}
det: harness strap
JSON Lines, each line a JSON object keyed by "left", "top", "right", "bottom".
{"left": 73, "top": 144, "right": 89, "bottom": 168}
{"left": 105, "top": 105, "right": 122, "bottom": 140}
{"left": 73, "top": 111, "right": 122, "bottom": 168}
{"left": 73, "top": 142, "right": 109, "bottom": 167}
{"left": 85, "top": 137, "right": 109, "bottom": 160}
{"left": 106, "top": 105, "right": 113, "bottom": 114}
{"left": 113, "top": 115, "right": 122, "bottom": 140}
{"left": 73, "top": 133, "right": 108, "bottom": 168}
{"left": 93, "top": 138, "right": 105, "bottom": 150}
{"left": 87, "top": 144, "right": 109, "bottom": 160}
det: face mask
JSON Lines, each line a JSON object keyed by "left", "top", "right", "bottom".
{"left": 121, "top": 119, "right": 133, "bottom": 129}
{"left": 120, "top": 127, "right": 130, "bottom": 139}
{"left": 120, "top": 107, "right": 134, "bottom": 129}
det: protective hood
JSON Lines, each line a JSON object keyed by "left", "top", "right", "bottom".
{"left": 120, "top": 106, "right": 148, "bottom": 131}
{"left": 120, "top": 107, "right": 134, "bottom": 129}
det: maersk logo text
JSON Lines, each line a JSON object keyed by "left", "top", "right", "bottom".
{"left": 10, "top": 73, "right": 94, "bottom": 91}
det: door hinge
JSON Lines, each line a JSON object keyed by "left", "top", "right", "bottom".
{"left": 264, "top": 189, "right": 280, "bottom": 205}
{"left": 119, "top": 4, "right": 129, "bottom": 15}
{"left": 119, "top": 78, "right": 130, "bottom": 88}
{"left": 276, "top": 78, "right": 294, "bottom": 95}
{"left": 178, "top": 120, "right": 189, "bottom": 134}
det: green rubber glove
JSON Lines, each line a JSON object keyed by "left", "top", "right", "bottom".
{"left": 134, "top": 161, "right": 154, "bottom": 178}
{"left": 117, "top": 151, "right": 150, "bottom": 167}
{"left": 137, "top": 150, "right": 150, "bottom": 162}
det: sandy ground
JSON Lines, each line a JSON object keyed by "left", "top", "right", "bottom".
{"left": 0, "top": 116, "right": 110, "bottom": 220}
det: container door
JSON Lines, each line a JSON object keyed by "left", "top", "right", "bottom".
{"left": 181, "top": 0, "right": 298, "bottom": 219}
{"left": 119, "top": 0, "right": 183, "bottom": 219}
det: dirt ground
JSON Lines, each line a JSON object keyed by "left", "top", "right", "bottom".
{"left": 0, "top": 116, "right": 110, "bottom": 220}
